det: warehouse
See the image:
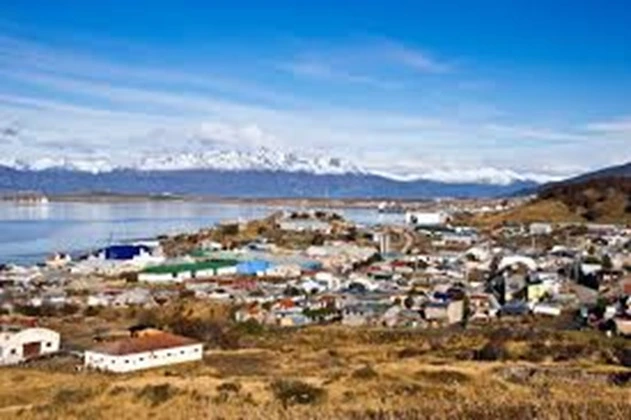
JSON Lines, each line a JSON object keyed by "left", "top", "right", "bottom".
{"left": 84, "top": 329, "right": 202, "bottom": 373}
{"left": 0, "top": 326, "right": 60, "bottom": 365}
{"left": 138, "top": 259, "right": 238, "bottom": 283}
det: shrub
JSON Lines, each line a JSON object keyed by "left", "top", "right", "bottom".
{"left": 474, "top": 340, "right": 508, "bottom": 361}
{"left": 217, "top": 382, "right": 241, "bottom": 394}
{"left": 352, "top": 365, "right": 378, "bottom": 380}
{"left": 270, "top": 379, "right": 325, "bottom": 408}
{"left": 136, "top": 384, "right": 177, "bottom": 407}
{"left": 415, "top": 370, "right": 471, "bottom": 385}
{"left": 52, "top": 388, "right": 94, "bottom": 406}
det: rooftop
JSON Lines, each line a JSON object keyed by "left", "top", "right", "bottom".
{"left": 90, "top": 330, "right": 200, "bottom": 356}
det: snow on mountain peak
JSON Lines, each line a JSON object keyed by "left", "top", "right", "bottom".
{"left": 0, "top": 148, "right": 559, "bottom": 185}
{"left": 132, "top": 148, "right": 362, "bottom": 174}
{"left": 3, "top": 148, "right": 363, "bottom": 176}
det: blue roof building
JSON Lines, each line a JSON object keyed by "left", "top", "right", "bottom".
{"left": 236, "top": 260, "right": 272, "bottom": 275}
{"left": 103, "top": 245, "right": 151, "bottom": 261}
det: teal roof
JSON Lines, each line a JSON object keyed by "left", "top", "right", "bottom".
{"left": 142, "top": 259, "right": 238, "bottom": 274}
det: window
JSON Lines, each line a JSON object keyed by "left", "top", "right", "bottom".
{"left": 125, "top": 360, "right": 129, "bottom": 364}
{"left": 10, "top": 349, "right": 16, "bottom": 355}
{"left": 46, "top": 342, "right": 52, "bottom": 348}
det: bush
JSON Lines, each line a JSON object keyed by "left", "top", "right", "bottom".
{"left": 270, "top": 379, "right": 325, "bottom": 408}
{"left": 136, "top": 384, "right": 177, "bottom": 407}
{"left": 217, "top": 382, "right": 241, "bottom": 394}
{"left": 352, "top": 365, "right": 378, "bottom": 380}
{"left": 52, "top": 388, "right": 94, "bottom": 406}
{"left": 474, "top": 340, "right": 508, "bottom": 361}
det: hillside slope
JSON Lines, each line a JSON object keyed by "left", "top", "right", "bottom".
{"left": 473, "top": 177, "right": 631, "bottom": 225}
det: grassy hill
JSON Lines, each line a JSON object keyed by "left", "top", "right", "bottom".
{"left": 1, "top": 304, "right": 630, "bottom": 419}
{"left": 472, "top": 177, "right": 631, "bottom": 226}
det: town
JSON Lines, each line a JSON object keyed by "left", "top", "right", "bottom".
{"left": 1, "top": 202, "right": 630, "bottom": 361}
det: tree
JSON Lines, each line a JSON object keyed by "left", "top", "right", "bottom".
{"left": 601, "top": 254, "right": 613, "bottom": 271}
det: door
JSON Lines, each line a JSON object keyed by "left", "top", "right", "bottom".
{"left": 22, "top": 342, "right": 41, "bottom": 358}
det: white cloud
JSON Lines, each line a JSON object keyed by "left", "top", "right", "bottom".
{"left": 0, "top": 34, "right": 629, "bottom": 181}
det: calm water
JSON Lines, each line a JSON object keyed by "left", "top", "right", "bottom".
{"left": 0, "top": 201, "right": 404, "bottom": 265}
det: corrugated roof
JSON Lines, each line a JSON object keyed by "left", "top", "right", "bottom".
{"left": 90, "top": 331, "right": 200, "bottom": 356}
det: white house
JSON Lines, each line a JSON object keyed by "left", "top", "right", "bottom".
{"left": 84, "top": 329, "right": 203, "bottom": 373}
{"left": 0, "top": 326, "right": 60, "bottom": 365}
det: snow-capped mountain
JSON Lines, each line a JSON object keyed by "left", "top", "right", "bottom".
{"left": 131, "top": 149, "right": 363, "bottom": 175}
{"left": 372, "top": 167, "right": 564, "bottom": 186}
{"left": 0, "top": 147, "right": 559, "bottom": 186}
{"left": 1, "top": 148, "right": 363, "bottom": 176}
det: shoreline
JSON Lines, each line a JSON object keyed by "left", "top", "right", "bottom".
{"left": 6, "top": 192, "right": 506, "bottom": 210}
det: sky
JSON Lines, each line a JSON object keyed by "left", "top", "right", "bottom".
{"left": 0, "top": 0, "right": 630, "bottom": 181}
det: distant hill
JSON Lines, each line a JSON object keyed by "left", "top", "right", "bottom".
{"left": 0, "top": 166, "right": 538, "bottom": 199}
{"left": 515, "top": 161, "right": 631, "bottom": 197}
{"left": 564, "top": 161, "right": 631, "bottom": 184}
{"left": 472, "top": 176, "right": 631, "bottom": 225}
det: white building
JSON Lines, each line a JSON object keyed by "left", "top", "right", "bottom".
{"left": 84, "top": 329, "right": 203, "bottom": 373}
{"left": 405, "top": 211, "right": 448, "bottom": 226}
{"left": 138, "top": 261, "right": 238, "bottom": 283}
{"left": 0, "top": 326, "right": 60, "bottom": 365}
{"left": 530, "top": 223, "right": 553, "bottom": 235}
{"left": 278, "top": 219, "right": 332, "bottom": 233}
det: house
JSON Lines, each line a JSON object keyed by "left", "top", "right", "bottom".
{"left": 112, "top": 288, "right": 155, "bottom": 307}
{"left": 341, "top": 302, "right": 388, "bottom": 326}
{"left": 424, "top": 300, "right": 464, "bottom": 325}
{"left": 45, "top": 253, "right": 72, "bottom": 268}
{"left": 0, "top": 326, "right": 60, "bottom": 365}
{"left": 381, "top": 306, "right": 424, "bottom": 328}
{"left": 469, "top": 293, "right": 501, "bottom": 321}
{"left": 84, "top": 329, "right": 203, "bottom": 373}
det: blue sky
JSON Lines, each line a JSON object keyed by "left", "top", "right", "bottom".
{"left": 0, "top": 0, "right": 630, "bottom": 181}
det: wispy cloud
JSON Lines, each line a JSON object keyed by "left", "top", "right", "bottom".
{"left": 585, "top": 117, "right": 631, "bottom": 134}
{"left": 379, "top": 40, "right": 452, "bottom": 74}
{"left": 485, "top": 123, "right": 590, "bottom": 144}
{"left": 278, "top": 38, "right": 452, "bottom": 88}
{"left": 279, "top": 60, "right": 403, "bottom": 89}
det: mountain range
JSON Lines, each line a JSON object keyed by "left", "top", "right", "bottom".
{"left": 1, "top": 149, "right": 624, "bottom": 199}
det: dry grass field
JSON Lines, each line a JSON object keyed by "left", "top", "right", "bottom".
{"left": 1, "top": 303, "right": 629, "bottom": 419}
